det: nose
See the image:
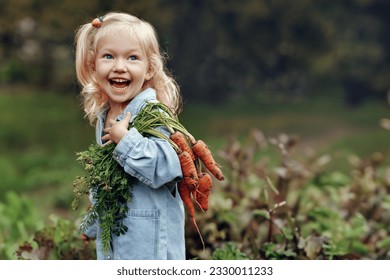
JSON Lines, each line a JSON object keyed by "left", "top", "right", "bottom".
{"left": 113, "top": 58, "right": 127, "bottom": 72}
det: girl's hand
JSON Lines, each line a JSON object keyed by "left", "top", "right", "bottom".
{"left": 102, "top": 112, "right": 132, "bottom": 145}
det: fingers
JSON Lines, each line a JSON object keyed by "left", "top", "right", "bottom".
{"left": 102, "top": 132, "right": 113, "bottom": 146}
{"left": 103, "top": 127, "right": 110, "bottom": 134}
{"left": 102, "top": 140, "right": 113, "bottom": 146}
{"left": 101, "top": 133, "right": 111, "bottom": 142}
{"left": 101, "top": 112, "right": 131, "bottom": 144}
{"left": 115, "top": 112, "right": 131, "bottom": 127}
{"left": 104, "top": 112, "right": 131, "bottom": 131}
{"left": 124, "top": 111, "right": 132, "bottom": 121}
{"left": 103, "top": 119, "right": 115, "bottom": 134}
{"left": 107, "top": 118, "right": 116, "bottom": 127}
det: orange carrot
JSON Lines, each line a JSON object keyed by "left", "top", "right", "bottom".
{"left": 194, "top": 173, "right": 212, "bottom": 212}
{"left": 178, "top": 180, "right": 195, "bottom": 218}
{"left": 178, "top": 180, "right": 205, "bottom": 250}
{"left": 178, "top": 151, "right": 199, "bottom": 190}
{"left": 170, "top": 131, "right": 196, "bottom": 161}
{"left": 192, "top": 140, "right": 224, "bottom": 181}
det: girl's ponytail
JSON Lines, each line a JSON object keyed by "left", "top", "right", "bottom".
{"left": 75, "top": 23, "right": 95, "bottom": 87}
{"left": 75, "top": 22, "right": 107, "bottom": 124}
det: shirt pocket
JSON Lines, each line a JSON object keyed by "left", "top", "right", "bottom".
{"left": 114, "top": 209, "right": 160, "bottom": 260}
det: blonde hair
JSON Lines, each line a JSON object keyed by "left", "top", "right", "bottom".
{"left": 75, "top": 12, "right": 182, "bottom": 124}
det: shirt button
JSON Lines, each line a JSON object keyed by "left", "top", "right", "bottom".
{"left": 107, "top": 256, "right": 111, "bottom": 260}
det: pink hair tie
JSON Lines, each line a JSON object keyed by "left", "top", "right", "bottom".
{"left": 92, "top": 16, "right": 104, "bottom": 28}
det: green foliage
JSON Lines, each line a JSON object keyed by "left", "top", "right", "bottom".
{"left": 16, "top": 216, "right": 95, "bottom": 260}
{"left": 73, "top": 143, "right": 133, "bottom": 254}
{"left": 0, "top": 192, "right": 44, "bottom": 259}
{"left": 0, "top": 192, "right": 91, "bottom": 260}
{"left": 185, "top": 130, "right": 390, "bottom": 260}
{"left": 212, "top": 243, "right": 249, "bottom": 260}
{"left": 3, "top": 133, "right": 389, "bottom": 261}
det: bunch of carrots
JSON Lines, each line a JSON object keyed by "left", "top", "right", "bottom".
{"left": 132, "top": 102, "right": 225, "bottom": 246}
{"left": 171, "top": 132, "right": 223, "bottom": 210}
{"left": 172, "top": 132, "right": 224, "bottom": 248}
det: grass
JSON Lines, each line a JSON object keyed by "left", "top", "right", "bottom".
{"left": 1, "top": 86, "right": 389, "bottom": 220}
{"left": 0, "top": 86, "right": 94, "bottom": 218}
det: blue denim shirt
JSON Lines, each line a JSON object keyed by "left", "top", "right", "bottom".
{"left": 84, "top": 88, "right": 185, "bottom": 260}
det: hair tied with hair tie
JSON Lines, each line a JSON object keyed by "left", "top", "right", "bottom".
{"left": 92, "top": 16, "right": 104, "bottom": 28}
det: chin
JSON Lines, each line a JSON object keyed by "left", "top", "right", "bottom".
{"left": 109, "top": 93, "right": 134, "bottom": 104}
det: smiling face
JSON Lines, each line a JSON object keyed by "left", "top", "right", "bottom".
{"left": 94, "top": 29, "right": 152, "bottom": 109}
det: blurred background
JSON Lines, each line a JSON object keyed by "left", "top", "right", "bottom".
{"left": 1, "top": 0, "right": 390, "bottom": 260}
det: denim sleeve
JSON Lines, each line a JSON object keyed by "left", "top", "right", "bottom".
{"left": 112, "top": 127, "right": 182, "bottom": 188}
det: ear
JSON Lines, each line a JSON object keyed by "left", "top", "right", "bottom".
{"left": 145, "top": 64, "right": 155, "bottom": 81}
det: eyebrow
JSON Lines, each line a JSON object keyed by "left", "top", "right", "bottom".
{"left": 98, "top": 47, "right": 142, "bottom": 54}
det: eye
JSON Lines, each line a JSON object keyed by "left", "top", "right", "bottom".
{"left": 104, "top": 54, "right": 113, "bottom": 59}
{"left": 129, "top": 55, "right": 138, "bottom": 61}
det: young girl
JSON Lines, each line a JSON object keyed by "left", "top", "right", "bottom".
{"left": 74, "top": 12, "right": 185, "bottom": 260}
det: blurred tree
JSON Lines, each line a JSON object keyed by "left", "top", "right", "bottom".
{"left": 0, "top": 0, "right": 389, "bottom": 105}
{"left": 0, "top": 0, "right": 100, "bottom": 87}
{"left": 165, "top": 0, "right": 333, "bottom": 102}
{"left": 309, "top": 0, "right": 386, "bottom": 106}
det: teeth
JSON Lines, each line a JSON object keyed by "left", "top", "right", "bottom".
{"left": 111, "top": 78, "right": 128, "bottom": 83}
{"left": 112, "top": 85, "right": 127, "bottom": 90}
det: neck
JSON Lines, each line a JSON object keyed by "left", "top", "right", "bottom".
{"left": 107, "top": 102, "right": 127, "bottom": 118}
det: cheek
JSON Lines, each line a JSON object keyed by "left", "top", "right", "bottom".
{"left": 95, "top": 63, "right": 108, "bottom": 79}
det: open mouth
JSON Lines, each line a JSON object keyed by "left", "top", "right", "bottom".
{"left": 109, "top": 78, "right": 130, "bottom": 91}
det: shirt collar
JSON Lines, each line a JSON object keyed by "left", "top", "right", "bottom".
{"left": 119, "top": 87, "right": 157, "bottom": 122}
